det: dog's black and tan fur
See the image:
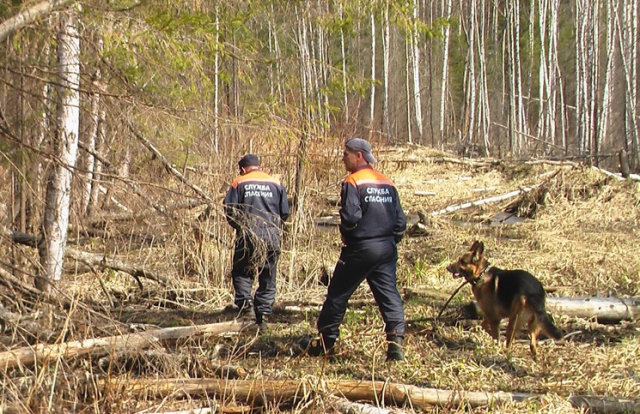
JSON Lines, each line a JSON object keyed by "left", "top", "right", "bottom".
{"left": 447, "top": 241, "right": 562, "bottom": 356}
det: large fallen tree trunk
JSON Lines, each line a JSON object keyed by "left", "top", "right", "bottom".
{"left": 546, "top": 296, "right": 640, "bottom": 323}
{"left": 457, "top": 296, "right": 640, "bottom": 324}
{"left": 97, "top": 377, "right": 640, "bottom": 413}
{"left": 0, "top": 320, "right": 248, "bottom": 371}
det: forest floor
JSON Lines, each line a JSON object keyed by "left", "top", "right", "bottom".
{"left": 2, "top": 145, "right": 640, "bottom": 413}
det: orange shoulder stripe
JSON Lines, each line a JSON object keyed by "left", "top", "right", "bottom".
{"left": 345, "top": 169, "right": 394, "bottom": 187}
{"left": 232, "top": 171, "right": 280, "bottom": 188}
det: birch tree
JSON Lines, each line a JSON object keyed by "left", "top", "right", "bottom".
{"left": 80, "top": 35, "right": 103, "bottom": 216}
{"left": 463, "top": 0, "right": 477, "bottom": 153}
{"left": 369, "top": 7, "right": 376, "bottom": 131}
{"left": 477, "top": 0, "right": 490, "bottom": 156}
{"left": 37, "top": 10, "right": 80, "bottom": 292}
{"left": 439, "top": 0, "right": 452, "bottom": 146}
{"left": 409, "top": 0, "right": 424, "bottom": 144}
{"left": 596, "top": 0, "right": 618, "bottom": 155}
{"left": 618, "top": 0, "right": 640, "bottom": 169}
{"left": 382, "top": 1, "right": 391, "bottom": 140}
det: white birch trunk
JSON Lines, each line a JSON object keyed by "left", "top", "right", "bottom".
{"left": 339, "top": 4, "right": 348, "bottom": 125}
{"left": 405, "top": 37, "right": 413, "bottom": 144}
{"left": 439, "top": 0, "right": 452, "bottom": 145}
{"left": 513, "top": 0, "right": 528, "bottom": 150}
{"left": 506, "top": 2, "right": 518, "bottom": 154}
{"left": 213, "top": 6, "right": 220, "bottom": 153}
{"left": 87, "top": 107, "right": 104, "bottom": 218}
{"left": 477, "top": 0, "right": 490, "bottom": 156}
{"left": 617, "top": 0, "right": 639, "bottom": 167}
{"left": 597, "top": 0, "right": 617, "bottom": 154}
{"left": 550, "top": 0, "right": 566, "bottom": 150}
{"left": 80, "top": 37, "right": 103, "bottom": 216}
{"left": 369, "top": 10, "right": 376, "bottom": 131}
{"left": 466, "top": 0, "right": 477, "bottom": 152}
{"left": 38, "top": 11, "right": 80, "bottom": 291}
{"left": 410, "top": 0, "right": 423, "bottom": 143}
{"left": 537, "top": 0, "right": 549, "bottom": 142}
{"left": 382, "top": 2, "right": 391, "bottom": 140}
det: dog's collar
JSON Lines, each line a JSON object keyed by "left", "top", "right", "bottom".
{"left": 468, "top": 265, "right": 490, "bottom": 286}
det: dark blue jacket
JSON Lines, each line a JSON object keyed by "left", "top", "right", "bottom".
{"left": 339, "top": 165, "right": 406, "bottom": 243}
{"left": 223, "top": 170, "right": 290, "bottom": 243}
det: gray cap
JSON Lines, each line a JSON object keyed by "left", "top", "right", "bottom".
{"left": 345, "top": 138, "right": 377, "bottom": 164}
{"left": 238, "top": 154, "right": 260, "bottom": 168}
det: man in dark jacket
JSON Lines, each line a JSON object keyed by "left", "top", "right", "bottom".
{"left": 223, "top": 154, "right": 290, "bottom": 331}
{"left": 300, "top": 138, "right": 407, "bottom": 361}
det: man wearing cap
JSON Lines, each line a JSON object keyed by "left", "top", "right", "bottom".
{"left": 300, "top": 138, "right": 407, "bottom": 361}
{"left": 223, "top": 154, "right": 290, "bottom": 332}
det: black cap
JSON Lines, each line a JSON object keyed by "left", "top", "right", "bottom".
{"left": 238, "top": 154, "right": 260, "bottom": 169}
{"left": 345, "top": 138, "right": 377, "bottom": 163}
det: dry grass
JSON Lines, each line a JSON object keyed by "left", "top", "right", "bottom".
{"left": 1, "top": 145, "right": 640, "bottom": 413}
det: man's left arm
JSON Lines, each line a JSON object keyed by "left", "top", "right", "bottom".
{"left": 393, "top": 188, "right": 407, "bottom": 243}
{"left": 222, "top": 186, "right": 242, "bottom": 230}
{"left": 279, "top": 186, "right": 291, "bottom": 222}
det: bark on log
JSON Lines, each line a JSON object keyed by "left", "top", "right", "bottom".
{"left": 330, "top": 396, "right": 408, "bottom": 414}
{"left": 98, "top": 377, "right": 640, "bottom": 413}
{"left": 546, "top": 297, "right": 640, "bottom": 323}
{"left": 431, "top": 187, "right": 534, "bottom": 216}
{"left": 145, "top": 407, "right": 249, "bottom": 414}
{"left": 460, "top": 296, "right": 640, "bottom": 324}
{"left": 592, "top": 166, "right": 640, "bottom": 181}
{"left": 0, "top": 320, "right": 248, "bottom": 371}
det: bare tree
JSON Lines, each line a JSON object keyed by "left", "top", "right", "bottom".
{"left": 596, "top": 0, "right": 618, "bottom": 156}
{"left": 439, "top": 0, "right": 452, "bottom": 146}
{"left": 369, "top": 8, "right": 376, "bottom": 133}
{"left": 37, "top": 10, "right": 80, "bottom": 292}
{"left": 382, "top": 1, "right": 391, "bottom": 141}
{"left": 409, "top": 0, "right": 424, "bottom": 143}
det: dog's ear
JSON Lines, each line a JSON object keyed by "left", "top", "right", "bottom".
{"left": 470, "top": 240, "right": 483, "bottom": 253}
{"left": 470, "top": 240, "right": 484, "bottom": 260}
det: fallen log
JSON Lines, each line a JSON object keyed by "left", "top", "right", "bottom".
{"left": 0, "top": 320, "right": 249, "bottom": 371}
{"left": 143, "top": 406, "right": 250, "bottom": 414}
{"left": 65, "top": 246, "right": 170, "bottom": 287}
{"left": 87, "top": 198, "right": 210, "bottom": 227}
{"left": 3, "top": 227, "right": 170, "bottom": 288}
{"left": 98, "top": 377, "right": 640, "bottom": 413}
{"left": 431, "top": 187, "right": 535, "bottom": 216}
{"left": 457, "top": 296, "right": 640, "bottom": 324}
{"left": 98, "top": 377, "right": 531, "bottom": 410}
{"left": 331, "top": 396, "right": 408, "bottom": 414}
{"left": 592, "top": 166, "right": 640, "bottom": 181}
{"left": 546, "top": 296, "right": 640, "bottom": 323}
{"left": 0, "top": 305, "right": 57, "bottom": 344}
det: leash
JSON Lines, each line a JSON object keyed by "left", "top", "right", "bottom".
{"left": 436, "top": 280, "right": 469, "bottom": 321}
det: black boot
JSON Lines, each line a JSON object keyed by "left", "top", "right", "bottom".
{"left": 298, "top": 335, "right": 336, "bottom": 357}
{"left": 256, "top": 313, "right": 268, "bottom": 333}
{"left": 386, "top": 335, "right": 404, "bottom": 361}
{"left": 239, "top": 300, "right": 255, "bottom": 321}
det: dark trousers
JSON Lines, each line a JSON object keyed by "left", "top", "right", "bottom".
{"left": 317, "top": 237, "right": 405, "bottom": 342}
{"left": 231, "top": 233, "right": 280, "bottom": 316}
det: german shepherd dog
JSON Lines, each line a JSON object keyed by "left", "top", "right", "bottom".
{"left": 446, "top": 241, "right": 562, "bottom": 356}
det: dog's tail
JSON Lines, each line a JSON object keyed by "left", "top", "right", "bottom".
{"left": 532, "top": 296, "right": 563, "bottom": 340}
